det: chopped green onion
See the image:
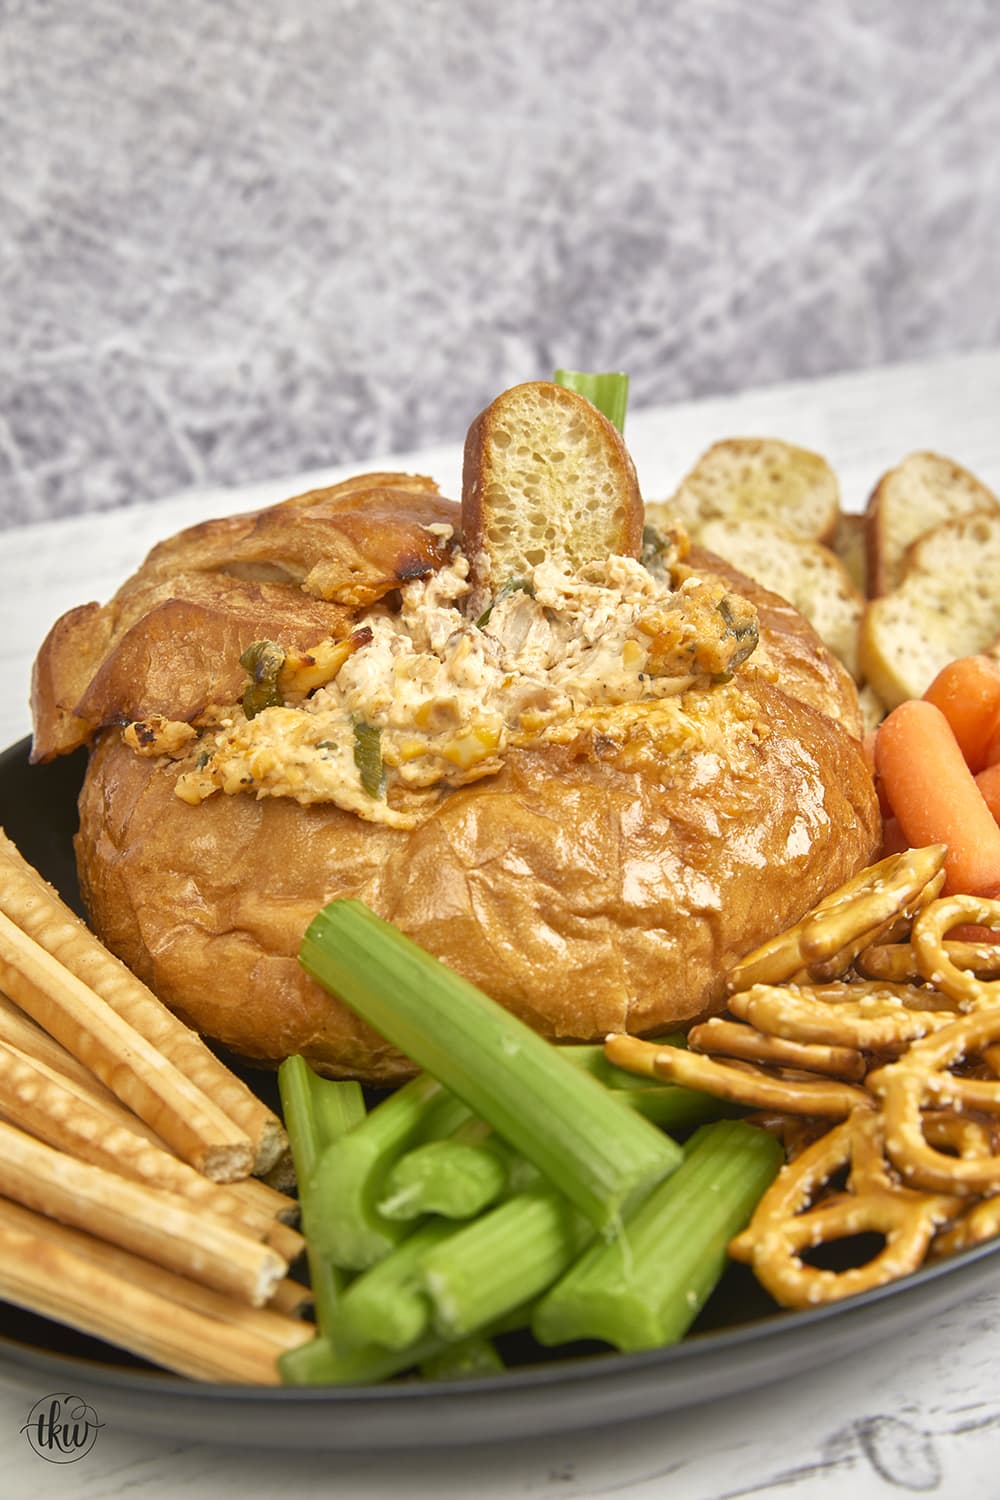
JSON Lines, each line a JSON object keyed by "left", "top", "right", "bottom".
{"left": 475, "top": 576, "right": 535, "bottom": 629}
{"left": 532, "top": 1120, "right": 783, "bottom": 1352}
{"left": 352, "top": 720, "right": 385, "bottom": 798}
{"left": 240, "top": 639, "right": 285, "bottom": 719}
{"left": 276, "top": 1056, "right": 365, "bottom": 1338}
{"left": 553, "top": 369, "right": 629, "bottom": 433}
{"left": 299, "top": 901, "right": 683, "bottom": 1233}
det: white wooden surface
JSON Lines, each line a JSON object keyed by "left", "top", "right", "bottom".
{"left": 2, "top": 352, "right": 1000, "bottom": 1496}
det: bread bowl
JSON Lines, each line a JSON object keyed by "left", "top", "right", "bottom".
{"left": 31, "top": 384, "right": 880, "bottom": 1080}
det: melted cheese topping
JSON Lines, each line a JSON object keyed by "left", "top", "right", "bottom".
{"left": 170, "top": 548, "right": 759, "bottom": 828}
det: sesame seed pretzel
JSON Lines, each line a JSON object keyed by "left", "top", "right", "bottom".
{"left": 726, "top": 846, "right": 948, "bottom": 992}
{"left": 687, "top": 1017, "right": 867, "bottom": 1081}
{"left": 728, "top": 1109, "right": 958, "bottom": 1309}
{"left": 727, "top": 981, "right": 961, "bottom": 1052}
{"left": 603, "top": 1033, "right": 869, "bottom": 1117}
{"left": 867, "top": 1008, "right": 1000, "bottom": 1194}
{"left": 933, "top": 1192, "right": 1000, "bottom": 1259}
{"left": 909, "top": 895, "right": 1000, "bottom": 1010}
{"left": 855, "top": 938, "right": 1000, "bottom": 986}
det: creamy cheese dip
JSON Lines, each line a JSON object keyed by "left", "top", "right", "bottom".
{"left": 167, "top": 542, "right": 759, "bottom": 829}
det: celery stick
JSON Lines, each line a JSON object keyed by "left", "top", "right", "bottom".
{"left": 553, "top": 369, "right": 629, "bottom": 433}
{"left": 310, "top": 1071, "right": 472, "bottom": 1269}
{"left": 276, "top": 1056, "right": 365, "bottom": 1337}
{"left": 336, "top": 1218, "right": 457, "bottom": 1351}
{"left": 616, "top": 1086, "right": 747, "bottom": 1129}
{"left": 280, "top": 1328, "right": 453, "bottom": 1387}
{"left": 558, "top": 1035, "right": 686, "bottom": 1090}
{"left": 532, "top": 1120, "right": 783, "bottom": 1352}
{"left": 421, "top": 1183, "right": 594, "bottom": 1340}
{"left": 279, "top": 1304, "right": 532, "bottom": 1387}
{"left": 420, "top": 1336, "right": 505, "bottom": 1380}
{"left": 377, "top": 1135, "right": 510, "bottom": 1220}
{"left": 300, "top": 901, "right": 682, "bottom": 1232}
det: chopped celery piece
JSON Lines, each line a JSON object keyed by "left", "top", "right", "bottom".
{"left": 421, "top": 1183, "right": 594, "bottom": 1340}
{"left": 280, "top": 1328, "right": 455, "bottom": 1387}
{"left": 336, "top": 1218, "right": 457, "bottom": 1351}
{"left": 377, "top": 1136, "right": 510, "bottom": 1221}
{"left": 420, "top": 1336, "right": 505, "bottom": 1380}
{"left": 616, "top": 1086, "right": 747, "bottom": 1129}
{"left": 300, "top": 901, "right": 682, "bottom": 1233}
{"left": 276, "top": 1056, "right": 365, "bottom": 1337}
{"left": 279, "top": 1303, "right": 532, "bottom": 1386}
{"left": 310, "top": 1072, "right": 472, "bottom": 1269}
{"left": 532, "top": 1120, "right": 783, "bottom": 1352}
{"left": 553, "top": 369, "right": 629, "bottom": 433}
{"left": 558, "top": 1035, "right": 686, "bottom": 1090}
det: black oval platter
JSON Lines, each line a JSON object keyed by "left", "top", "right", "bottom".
{"left": 1, "top": 735, "right": 998, "bottom": 1451}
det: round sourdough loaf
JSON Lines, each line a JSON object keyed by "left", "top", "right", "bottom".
{"left": 64, "top": 510, "right": 879, "bottom": 1079}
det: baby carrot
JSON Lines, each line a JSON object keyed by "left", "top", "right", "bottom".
{"left": 975, "top": 762, "right": 1000, "bottom": 824}
{"left": 875, "top": 699, "right": 1000, "bottom": 898}
{"left": 983, "top": 715, "right": 1000, "bottom": 770}
{"left": 922, "top": 655, "right": 1000, "bottom": 773}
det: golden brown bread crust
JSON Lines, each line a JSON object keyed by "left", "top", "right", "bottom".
{"left": 35, "top": 470, "right": 879, "bottom": 1080}
{"left": 31, "top": 475, "right": 458, "bottom": 763}
{"left": 73, "top": 557, "right": 879, "bottom": 1079}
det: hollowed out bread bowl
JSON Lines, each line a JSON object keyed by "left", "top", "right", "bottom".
{"left": 66, "top": 528, "right": 879, "bottom": 1081}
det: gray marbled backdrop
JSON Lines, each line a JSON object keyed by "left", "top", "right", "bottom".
{"left": 2, "top": 0, "right": 999, "bottom": 529}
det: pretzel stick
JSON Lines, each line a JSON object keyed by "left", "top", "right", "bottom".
{"left": 687, "top": 1018, "right": 867, "bottom": 1081}
{"left": 0, "top": 907, "right": 254, "bottom": 1180}
{"left": 0, "top": 989, "right": 123, "bottom": 1101}
{"left": 0, "top": 1200, "right": 308, "bottom": 1382}
{"left": 726, "top": 846, "right": 947, "bottom": 992}
{"left": 0, "top": 991, "right": 296, "bottom": 1230}
{"left": 728, "top": 982, "right": 960, "bottom": 1051}
{"left": 264, "top": 1219, "right": 306, "bottom": 1263}
{"left": 0, "top": 831, "right": 286, "bottom": 1172}
{"left": 0, "top": 1118, "right": 285, "bottom": 1305}
{"left": 603, "top": 1033, "right": 869, "bottom": 1116}
{"left": 228, "top": 1174, "right": 299, "bottom": 1225}
{"left": 0, "top": 1040, "right": 276, "bottom": 1237}
{"left": 269, "top": 1277, "right": 314, "bottom": 1317}
{"left": 0, "top": 1197, "right": 309, "bottom": 1351}
{"left": 856, "top": 940, "right": 1000, "bottom": 985}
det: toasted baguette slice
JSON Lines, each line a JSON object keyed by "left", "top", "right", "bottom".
{"left": 859, "top": 510, "right": 1000, "bottom": 707}
{"left": 865, "top": 451, "right": 1000, "bottom": 596}
{"left": 461, "top": 382, "right": 643, "bottom": 601}
{"left": 698, "top": 518, "right": 864, "bottom": 680}
{"left": 831, "top": 512, "right": 868, "bottom": 597}
{"left": 661, "top": 438, "right": 840, "bottom": 545}
{"left": 857, "top": 682, "right": 887, "bottom": 734}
